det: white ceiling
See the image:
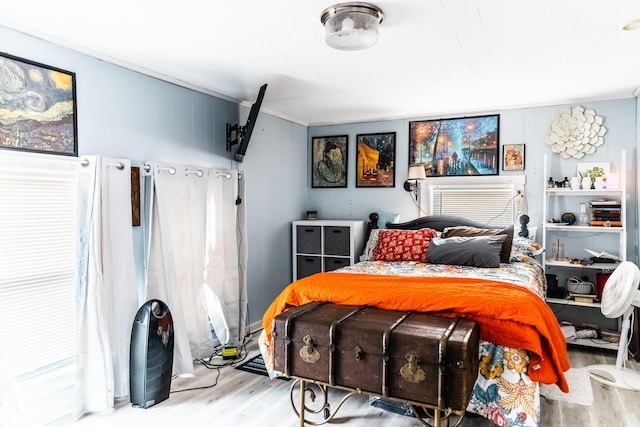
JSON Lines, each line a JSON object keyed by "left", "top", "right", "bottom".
{"left": 1, "top": 1, "right": 640, "bottom": 126}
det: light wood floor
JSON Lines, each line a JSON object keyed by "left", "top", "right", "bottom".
{"left": 70, "top": 332, "right": 640, "bottom": 427}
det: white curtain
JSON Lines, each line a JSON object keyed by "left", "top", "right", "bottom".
{"left": 205, "top": 170, "right": 248, "bottom": 347}
{"left": 74, "top": 156, "right": 138, "bottom": 418}
{"left": 146, "top": 163, "right": 247, "bottom": 375}
{"left": 146, "top": 163, "right": 214, "bottom": 375}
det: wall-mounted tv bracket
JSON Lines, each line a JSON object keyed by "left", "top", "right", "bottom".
{"left": 226, "top": 123, "right": 246, "bottom": 152}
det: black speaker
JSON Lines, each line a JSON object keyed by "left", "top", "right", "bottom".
{"left": 545, "top": 274, "right": 566, "bottom": 299}
{"left": 130, "top": 299, "right": 174, "bottom": 408}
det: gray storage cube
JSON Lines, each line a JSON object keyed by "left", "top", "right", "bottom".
{"left": 324, "top": 257, "right": 350, "bottom": 272}
{"left": 324, "top": 226, "right": 350, "bottom": 256}
{"left": 297, "top": 255, "right": 322, "bottom": 279}
{"left": 296, "top": 225, "right": 321, "bottom": 254}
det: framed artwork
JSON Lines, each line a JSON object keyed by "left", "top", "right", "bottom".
{"left": 312, "top": 135, "right": 348, "bottom": 188}
{"left": 408, "top": 114, "right": 499, "bottom": 177}
{"left": 356, "top": 132, "right": 395, "bottom": 187}
{"left": 0, "top": 52, "right": 78, "bottom": 156}
{"left": 131, "top": 166, "right": 141, "bottom": 226}
{"left": 502, "top": 144, "right": 525, "bottom": 171}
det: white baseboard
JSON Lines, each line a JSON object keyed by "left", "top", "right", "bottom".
{"left": 245, "top": 320, "right": 263, "bottom": 336}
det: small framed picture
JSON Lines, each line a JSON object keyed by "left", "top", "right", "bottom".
{"left": 502, "top": 144, "right": 525, "bottom": 171}
{"left": 356, "top": 132, "right": 395, "bottom": 187}
{"left": 311, "top": 135, "right": 348, "bottom": 188}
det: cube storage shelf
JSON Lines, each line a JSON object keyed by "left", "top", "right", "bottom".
{"left": 292, "top": 220, "right": 366, "bottom": 281}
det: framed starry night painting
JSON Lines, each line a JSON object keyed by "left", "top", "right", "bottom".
{"left": 0, "top": 52, "right": 78, "bottom": 156}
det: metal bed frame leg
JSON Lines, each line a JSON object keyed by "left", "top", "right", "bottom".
{"left": 299, "top": 379, "right": 306, "bottom": 427}
{"left": 290, "top": 379, "right": 358, "bottom": 426}
{"left": 410, "top": 405, "right": 464, "bottom": 427}
{"left": 291, "top": 378, "right": 462, "bottom": 427}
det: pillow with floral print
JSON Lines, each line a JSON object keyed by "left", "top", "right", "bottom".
{"left": 360, "top": 228, "right": 382, "bottom": 261}
{"left": 370, "top": 228, "right": 438, "bottom": 262}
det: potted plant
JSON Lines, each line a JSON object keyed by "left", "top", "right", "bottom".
{"left": 579, "top": 166, "right": 605, "bottom": 189}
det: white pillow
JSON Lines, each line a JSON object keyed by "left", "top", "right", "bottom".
{"left": 360, "top": 229, "right": 382, "bottom": 261}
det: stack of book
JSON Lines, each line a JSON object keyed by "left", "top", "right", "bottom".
{"left": 589, "top": 199, "right": 621, "bottom": 226}
{"left": 568, "top": 292, "right": 598, "bottom": 304}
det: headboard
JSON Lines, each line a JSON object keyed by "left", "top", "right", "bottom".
{"left": 367, "top": 212, "right": 495, "bottom": 233}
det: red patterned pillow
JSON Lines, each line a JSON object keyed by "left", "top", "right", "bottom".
{"left": 370, "top": 228, "right": 438, "bottom": 262}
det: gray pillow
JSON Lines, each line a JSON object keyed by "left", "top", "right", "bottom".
{"left": 441, "top": 224, "right": 514, "bottom": 264}
{"left": 426, "top": 235, "right": 507, "bottom": 268}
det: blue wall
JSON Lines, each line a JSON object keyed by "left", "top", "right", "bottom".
{"left": 308, "top": 99, "right": 638, "bottom": 262}
{"left": 0, "top": 25, "right": 308, "bottom": 326}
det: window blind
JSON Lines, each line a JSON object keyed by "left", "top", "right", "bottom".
{"left": 0, "top": 153, "right": 79, "bottom": 425}
{"left": 428, "top": 184, "right": 516, "bottom": 226}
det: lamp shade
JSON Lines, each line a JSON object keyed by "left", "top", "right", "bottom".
{"left": 320, "top": 3, "right": 384, "bottom": 51}
{"left": 407, "top": 164, "right": 427, "bottom": 181}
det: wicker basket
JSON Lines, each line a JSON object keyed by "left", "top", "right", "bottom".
{"left": 567, "top": 277, "right": 594, "bottom": 294}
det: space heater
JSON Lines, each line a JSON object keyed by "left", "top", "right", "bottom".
{"left": 129, "top": 299, "right": 174, "bottom": 408}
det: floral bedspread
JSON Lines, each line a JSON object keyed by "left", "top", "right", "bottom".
{"left": 338, "top": 255, "right": 546, "bottom": 299}
{"left": 260, "top": 256, "right": 548, "bottom": 427}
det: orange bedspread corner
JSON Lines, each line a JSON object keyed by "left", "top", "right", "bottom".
{"left": 262, "top": 272, "right": 570, "bottom": 392}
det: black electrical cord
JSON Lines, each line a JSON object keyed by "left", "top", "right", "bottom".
{"left": 169, "top": 336, "right": 252, "bottom": 394}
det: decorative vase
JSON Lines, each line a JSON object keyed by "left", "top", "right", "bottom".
{"left": 578, "top": 203, "right": 590, "bottom": 225}
{"left": 581, "top": 176, "right": 592, "bottom": 190}
{"left": 570, "top": 177, "right": 581, "bottom": 190}
{"left": 594, "top": 176, "right": 605, "bottom": 190}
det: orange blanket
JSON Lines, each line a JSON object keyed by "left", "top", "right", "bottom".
{"left": 262, "top": 272, "right": 570, "bottom": 392}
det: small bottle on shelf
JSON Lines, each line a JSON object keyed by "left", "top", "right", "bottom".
{"left": 547, "top": 177, "right": 554, "bottom": 188}
{"left": 578, "top": 203, "right": 589, "bottom": 225}
{"left": 551, "top": 241, "right": 564, "bottom": 260}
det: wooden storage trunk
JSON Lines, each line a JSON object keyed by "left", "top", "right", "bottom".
{"left": 272, "top": 302, "right": 480, "bottom": 411}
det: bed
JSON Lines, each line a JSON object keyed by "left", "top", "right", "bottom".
{"left": 259, "top": 213, "right": 569, "bottom": 426}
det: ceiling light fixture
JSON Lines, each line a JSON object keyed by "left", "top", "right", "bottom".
{"left": 320, "top": 2, "right": 384, "bottom": 51}
{"left": 623, "top": 19, "right": 640, "bottom": 31}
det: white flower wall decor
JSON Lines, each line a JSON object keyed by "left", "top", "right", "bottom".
{"left": 545, "top": 106, "right": 606, "bottom": 158}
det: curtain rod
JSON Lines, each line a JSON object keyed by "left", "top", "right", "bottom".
{"left": 216, "top": 172, "right": 243, "bottom": 180}
{"left": 80, "top": 158, "right": 125, "bottom": 170}
{"left": 142, "top": 162, "right": 242, "bottom": 180}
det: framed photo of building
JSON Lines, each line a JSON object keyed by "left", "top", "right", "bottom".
{"left": 311, "top": 135, "right": 348, "bottom": 188}
{"left": 408, "top": 114, "right": 499, "bottom": 177}
{"left": 0, "top": 52, "right": 78, "bottom": 156}
{"left": 356, "top": 132, "right": 395, "bottom": 187}
{"left": 502, "top": 144, "right": 525, "bottom": 171}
